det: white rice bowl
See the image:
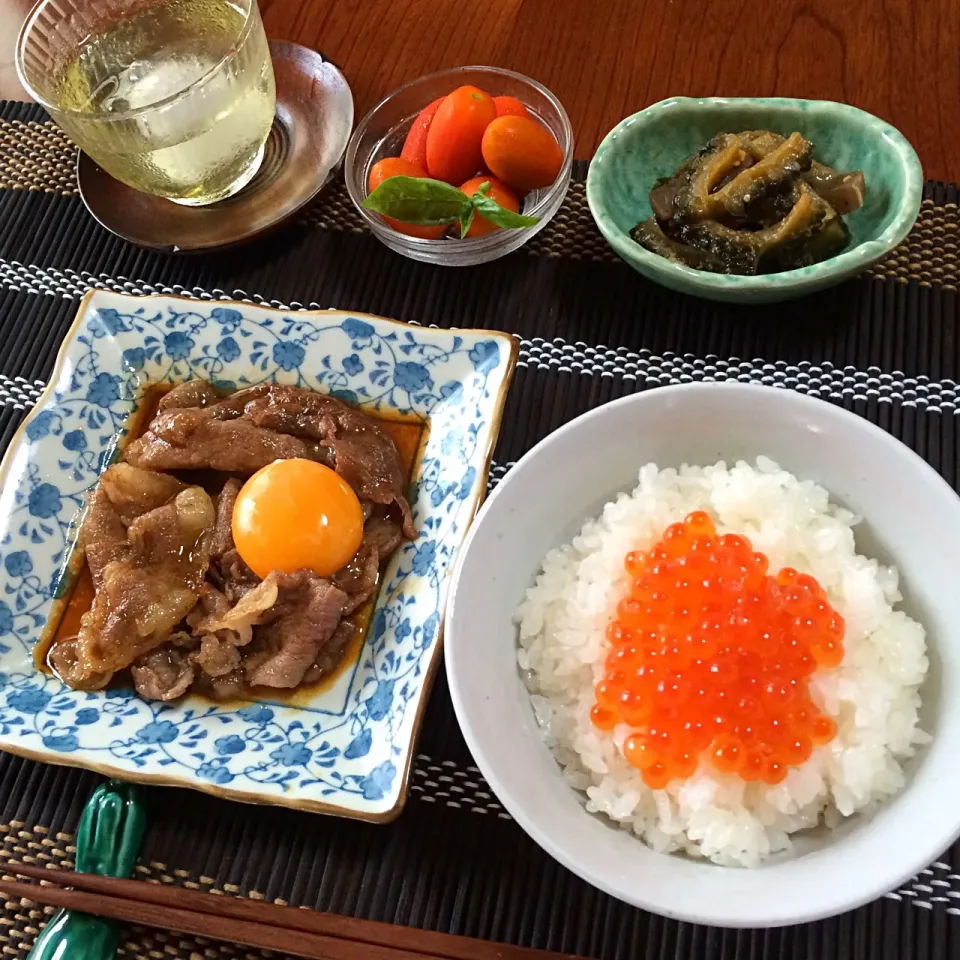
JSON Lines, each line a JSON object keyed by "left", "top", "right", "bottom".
{"left": 515, "top": 458, "right": 929, "bottom": 868}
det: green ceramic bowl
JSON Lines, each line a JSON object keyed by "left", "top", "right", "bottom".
{"left": 586, "top": 98, "right": 923, "bottom": 304}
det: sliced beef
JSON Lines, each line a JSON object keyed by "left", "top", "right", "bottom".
{"left": 215, "top": 548, "right": 261, "bottom": 601}
{"left": 82, "top": 487, "right": 129, "bottom": 589}
{"left": 332, "top": 540, "right": 379, "bottom": 615}
{"left": 47, "top": 637, "right": 111, "bottom": 691}
{"left": 131, "top": 646, "right": 196, "bottom": 701}
{"left": 78, "top": 560, "right": 198, "bottom": 672}
{"left": 126, "top": 383, "right": 416, "bottom": 538}
{"left": 203, "top": 383, "right": 272, "bottom": 420}
{"left": 124, "top": 408, "right": 321, "bottom": 474}
{"left": 188, "top": 576, "right": 279, "bottom": 678}
{"left": 74, "top": 487, "right": 214, "bottom": 681}
{"left": 169, "top": 630, "right": 201, "bottom": 649}
{"left": 327, "top": 514, "right": 404, "bottom": 615}
{"left": 301, "top": 620, "right": 356, "bottom": 685}
{"left": 210, "top": 478, "right": 241, "bottom": 559}
{"left": 194, "top": 636, "right": 242, "bottom": 678}
{"left": 158, "top": 380, "right": 222, "bottom": 411}
{"left": 363, "top": 514, "right": 404, "bottom": 560}
{"left": 239, "top": 386, "right": 415, "bottom": 537}
{"left": 244, "top": 571, "right": 347, "bottom": 688}
{"left": 198, "top": 669, "right": 246, "bottom": 700}
{"left": 83, "top": 464, "right": 188, "bottom": 586}
{"left": 125, "top": 486, "right": 213, "bottom": 566}
{"left": 320, "top": 620, "right": 356, "bottom": 674}
{"left": 232, "top": 384, "right": 349, "bottom": 441}
{"left": 99, "top": 463, "right": 186, "bottom": 524}
{"left": 192, "top": 575, "right": 279, "bottom": 645}
{"left": 325, "top": 434, "right": 415, "bottom": 538}
{"left": 187, "top": 583, "right": 232, "bottom": 624}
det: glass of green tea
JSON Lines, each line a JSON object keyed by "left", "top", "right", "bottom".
{"left": 16, "top": 0, "right": 277, "bottom": 206}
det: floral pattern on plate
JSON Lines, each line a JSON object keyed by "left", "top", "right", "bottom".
{"left": 0, "top": 291, "right": 516, "bottom": 819}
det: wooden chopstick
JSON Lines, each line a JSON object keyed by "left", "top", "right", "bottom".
{"left": 0, "top": 864, "right": 579, "bottom": 960}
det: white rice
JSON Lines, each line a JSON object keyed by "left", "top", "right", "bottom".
{"left": 515, "top": 458, "right": 929, "bottom": 867}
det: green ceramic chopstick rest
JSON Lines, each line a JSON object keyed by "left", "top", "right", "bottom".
{"left": 28, "top": 780, "right": 146, "bottom": 960}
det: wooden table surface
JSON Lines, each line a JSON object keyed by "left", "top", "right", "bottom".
{"left": 1, "top": 0, "right": 958, "bottom": 182}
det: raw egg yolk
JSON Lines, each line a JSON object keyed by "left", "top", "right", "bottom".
{"left": 232, "top": 459, "right": 364, "bottom": 579}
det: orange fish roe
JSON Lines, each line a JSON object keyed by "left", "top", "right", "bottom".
{"left": 590, "top": 511, "right": 843, "bottom": 790}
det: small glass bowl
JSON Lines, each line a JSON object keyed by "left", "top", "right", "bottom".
{"left": 344, "top": 66, "right": 573, "bottom": 266}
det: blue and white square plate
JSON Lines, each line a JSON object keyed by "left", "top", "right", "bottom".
{"left": 0, "top": 291, "right": 516, "bottom": 821}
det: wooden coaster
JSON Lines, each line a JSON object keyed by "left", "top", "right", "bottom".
{"left": 77, "top": 41, "right": 354, "bottom": 253}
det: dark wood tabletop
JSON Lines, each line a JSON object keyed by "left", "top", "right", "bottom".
{"left": 2, "top": 0, "right": 959, "bottom": 181}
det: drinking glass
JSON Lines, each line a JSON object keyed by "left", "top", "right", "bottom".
{"left": 16, "top": 0, "right": 277, "bottom": 206}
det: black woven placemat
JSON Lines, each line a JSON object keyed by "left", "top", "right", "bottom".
{"left": 0, "top": 100, "right": 957, "bottom": 960}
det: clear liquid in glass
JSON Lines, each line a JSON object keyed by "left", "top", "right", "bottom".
{"left": 51, "top": 0, "right": 276, "bottom": 205}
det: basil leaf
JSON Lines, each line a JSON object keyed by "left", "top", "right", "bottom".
{"left": 363, "top": 176, "right": 469, "bottom": 225}
{"left": 459, "top": 206, "right": 476, "bottom": 239}
{"left": 469, "top": 191, "right": 541, "bottom": 229}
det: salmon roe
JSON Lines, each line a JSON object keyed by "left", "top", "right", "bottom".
{"left": 590, "top": 511, "right": 843, "bottom": 789}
